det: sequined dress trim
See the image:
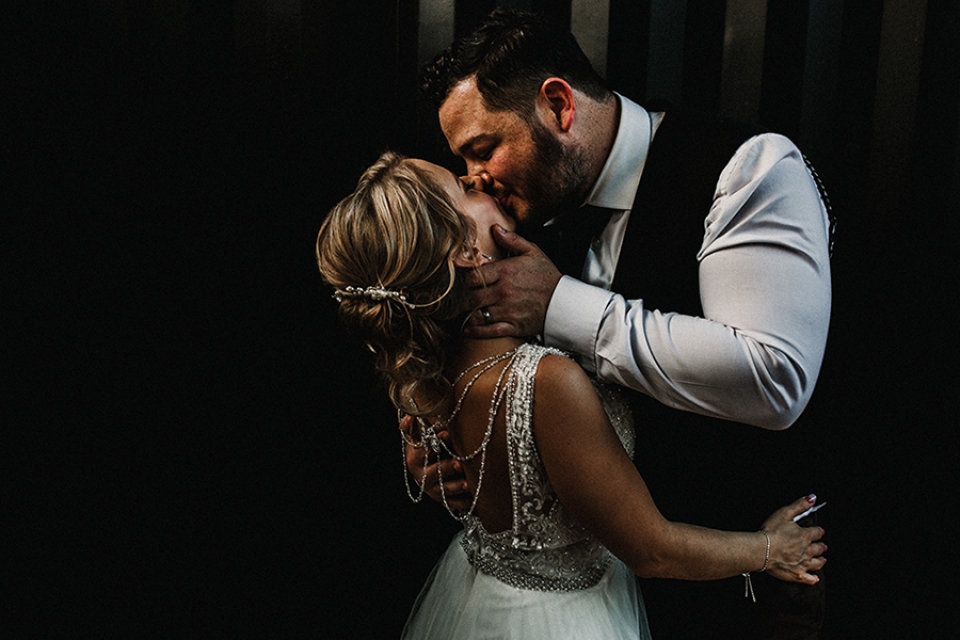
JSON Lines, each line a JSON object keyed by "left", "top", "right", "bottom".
{"left": 458, "top": 343, "right": 635, "bottom": 592}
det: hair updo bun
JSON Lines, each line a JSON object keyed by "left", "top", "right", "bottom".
{"left": 316, "top": 151, "right": 474, "bottom": 416}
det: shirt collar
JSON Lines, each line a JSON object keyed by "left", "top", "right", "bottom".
{"left": 583, "top": 94, "right": 653, "bottom": 211}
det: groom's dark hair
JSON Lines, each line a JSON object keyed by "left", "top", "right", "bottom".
{"left": 419, "top": 8, "right": 611, "bottom": 122}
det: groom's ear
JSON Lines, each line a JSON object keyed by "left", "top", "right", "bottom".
{"left": 538, "top": 78, "right": 576, "bottom": 132}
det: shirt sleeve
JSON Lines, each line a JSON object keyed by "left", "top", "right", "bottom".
{"left": 543, "top": 134, "right": 832, "bottom": 430}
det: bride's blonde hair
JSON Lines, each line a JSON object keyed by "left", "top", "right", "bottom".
{"left": 316, "top": 151, "right": 474, "bottom": 417}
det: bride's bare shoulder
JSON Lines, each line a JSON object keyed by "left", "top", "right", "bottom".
{"left": 533, "top": 351, "right": 604, "bottom": 414}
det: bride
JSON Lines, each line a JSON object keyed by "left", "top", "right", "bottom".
{"left": 316, "top": 151, "right": 826, "bottom": 639}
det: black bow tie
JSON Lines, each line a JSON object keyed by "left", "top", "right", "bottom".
{"left": 531, "top": 205, "right": 615, "bottom": 278}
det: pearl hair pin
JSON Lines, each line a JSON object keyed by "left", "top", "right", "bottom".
{"left": 333, "top": 285, "right": 435, "bottom": 309}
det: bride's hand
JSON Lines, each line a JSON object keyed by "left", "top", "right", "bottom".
{"left": 401, "top": 416, "right": 473, "bottom": 509}
{"left": 759, "top": 495, "right": 827, "bottom": 584}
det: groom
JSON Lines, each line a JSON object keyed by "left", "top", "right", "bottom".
{"left": 415, "top": 8, "right": 832, "bottom": 639}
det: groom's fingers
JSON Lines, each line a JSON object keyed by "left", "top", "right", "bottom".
{"left": 493, "top": 224, "right": 538, "bottom": 256}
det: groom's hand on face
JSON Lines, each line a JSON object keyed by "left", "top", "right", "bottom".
{"left": 462, "top": 225, "right": 562, "bottom": 339}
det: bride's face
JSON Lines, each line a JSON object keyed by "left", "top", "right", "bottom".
{"left": 409, "top": 160, "right": 515, "bottom": 263}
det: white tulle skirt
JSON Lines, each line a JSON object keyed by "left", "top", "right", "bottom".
{"left": 401, "top": 532, "right": 651, "bottom": 639}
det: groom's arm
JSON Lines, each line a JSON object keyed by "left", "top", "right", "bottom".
{"left": 545, "top": 135, "right": 832, "bottom": 429}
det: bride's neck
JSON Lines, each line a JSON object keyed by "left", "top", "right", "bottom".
{"left": 448, "top": 336, "right": 525, "bottom": 376}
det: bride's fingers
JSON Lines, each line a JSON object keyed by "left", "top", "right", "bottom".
{"left": 782, "top": 494, "right": 819, "bottom": 521}
{"left": 435, "top": 458, "right": 472, "bottom": 508}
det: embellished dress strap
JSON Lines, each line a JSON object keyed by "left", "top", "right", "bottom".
{"left": 505, "top": 343, "right": 564, "bottom": 534}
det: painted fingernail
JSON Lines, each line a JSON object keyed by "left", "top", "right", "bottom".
{"left": 807, "top": 494, "right": 817, "bottom": 502}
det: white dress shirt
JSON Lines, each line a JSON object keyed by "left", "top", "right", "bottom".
{"left": 543, "top": 95, "right": 832, "bottom": 429}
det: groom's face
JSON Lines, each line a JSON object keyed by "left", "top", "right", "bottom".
{"left": 438, "top": 77, "right": 588, "bottom": 230}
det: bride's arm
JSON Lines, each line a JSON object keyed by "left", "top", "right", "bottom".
{"left": 532, "top": 354, "right": 826, "bottom": 584}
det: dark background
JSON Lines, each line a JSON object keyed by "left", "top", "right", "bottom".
{"left": 8, "top": 0, "right": 957, "bottom": 637}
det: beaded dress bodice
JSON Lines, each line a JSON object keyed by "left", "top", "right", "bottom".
{"left": 459, "top": 342, "right": 635, "bottom": 592}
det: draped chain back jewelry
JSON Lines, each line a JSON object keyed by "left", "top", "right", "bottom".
{"left": 399, "top": 348, "right": 519, "bottom": 521}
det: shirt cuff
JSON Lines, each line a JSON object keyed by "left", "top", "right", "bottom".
{"left": 543, "top": 276, "right": 613, "bottom": 371}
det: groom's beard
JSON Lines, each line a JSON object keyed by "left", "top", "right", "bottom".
{"left": 514, "top": 121, "right": 593, "bottom": 234}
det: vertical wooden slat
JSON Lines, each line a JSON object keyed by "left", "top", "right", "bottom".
{"left": 645, "top": 0, "right": 688, "bottom": 104}
{"left": 720, "top": 0, "right": 766, "bottom": 123}
{"left": 419, "top": 0, "right": 456, "bottom": 67}
{"left": 870, "top": 0, "right": 928, "bottom": 210}
{"left": 681, "top": 1, "right": 726, "bottom": 111}
{"left": 606, "top": 0, "right": 648, "bottom": 101}
{"left": 759, "top": 1, "right": 807, "bottom": 138}
{"left": 455, "top": 0, "right": 496, "bottom": 38}
{"left": 571, "top": 0, "right": 610, "bottom": 78}
{"left": 532, "top": 0, "right": 573, "bottom": 30}
{"left": 833, "top": 1, "right": 883, "bottom": 210}
{"left": 912, "top": 0, "right": 960, "bottom": 208}
{"left": 498, "top": 0, "right": 535, "bottom": 11}
{"left": 798, "top": 0, "right": 844, "bottom": 164}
